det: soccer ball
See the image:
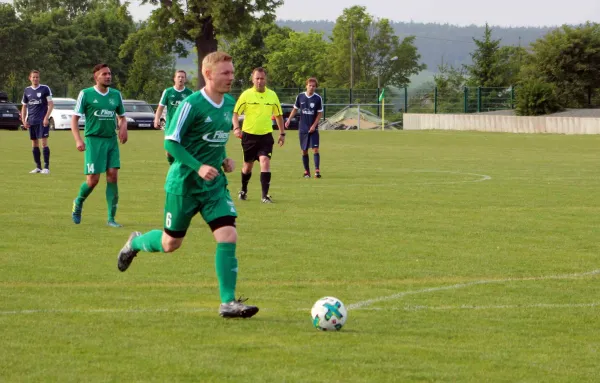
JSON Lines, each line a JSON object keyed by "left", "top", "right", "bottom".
{"left": 311, "top": 296, "right": 347, "bottom": 331}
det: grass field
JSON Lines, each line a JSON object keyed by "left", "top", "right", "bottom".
{"left": 1, "top": 129, "right": 600, "bottom": 382}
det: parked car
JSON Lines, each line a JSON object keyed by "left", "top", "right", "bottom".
{"left": 123, "top": 100, "right": 155, "bottom": 129}
{"left": 0, "top": 103, "right": 22, "bottom": 130}
{"left": 273, "top": 103, "right": 298, "bottom": 130}
{"left": 49, "top": 97, "right": 85, "bottom": 130}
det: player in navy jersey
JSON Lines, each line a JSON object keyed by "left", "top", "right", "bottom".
{"left": 21, "top": 70, "right": 54, "bottom": 174}
{"left": 286, "top": 77, "right": 323, "bottom": 178}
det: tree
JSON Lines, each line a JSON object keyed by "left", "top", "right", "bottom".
{"left": 265, "top": 30, "right": 328, "bottom": 87}
{"left": 20, "top": 2, "right": 135, "bottom": 96}
{"left": 466, "top": 23, "right": 504, "bottom": 87}
{"left": 524, "top": 23, "right": 600, "bottom": 107}
{"left": 0, "top": 4, "right": 30, "bottom": 93}
{"left": 326, "top": 6, "right": 373, "bottom": 88}
{"left": 141, "top": 0, "right": 284, "bottom": 88}
{"left": 433, "top": 62, "right": 468, "bottom": 113}
{"left": 120, "top": 23, "right": 176, "bottom": 101}
{"left": 227, "top": 23, "right": 291, "bottom": 88}
{"left": 495, "top": 46, "right": 529, "bottom": 87}
{"left": 14, "top": 0, "right": 106, "bottom": 18}
{"left": 327, "top": 6, "right": 425, "bottom": 88}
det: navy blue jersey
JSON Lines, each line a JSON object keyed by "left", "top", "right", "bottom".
{"left": 293, "top": 92, "right": 323, "bottom": 132}
{"left": 22, "top": 85, "right": 53, "bottom": 124}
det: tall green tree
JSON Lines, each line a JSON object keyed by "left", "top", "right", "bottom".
{"left": 524, "top": 22, "right": 600, "bottom": 107}
{"left": 327, "top": 6, "right": 425, "bottom": 88}
{"left": 14, "top": 0, "right": 106, "bottom": 18}
{"left": 141, "top": 0, "right": 284, "bottom": 88}
{"left": 120, "top": 23, "right": 176, "bottom": 101}
{"left": 265, "top": 30, "right": 328, "bottom": 87}
{"left": 327, "top": 6, "right": 372, "bottom": 88}
{"left": 0, "top": 4, "right": 29, "bottom": 93}
{"left": 227, "top": 23, "right": 291, "bottom": 88}
{"left": 466, "top": 23, "right": 505, "bottom": 87}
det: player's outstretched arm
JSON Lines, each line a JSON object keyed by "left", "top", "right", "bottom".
{"left": 232, "top": 112, "right": 242, "bottom": 138}
{"left": 286, "top": 108, "right": 298, "bottom": 129}
{"left": 222, "top": 158, "right": 235, "bottom": 173}
{"left": 154, "top": 105, "right": 165, "bottom": 129}
{"left": 117, "top": 116, "right": 128, "bottom": 144}
{"left": 164, "top": 139, "right": 220, "bottom": 180}
{"left": 71, "top": 115, "right": 85, "bottom": 151}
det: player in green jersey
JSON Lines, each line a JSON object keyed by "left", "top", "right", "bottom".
{"left": 117, "top": 51, "right": 259, "bottom": 319}
{"left": 154, "top": 70, "right": 194, "bottom": 164}
{"left": 70, "top": 63, "right": 128, "bottom": 227}
{"left": 154, "top": 70, "right": 193, "bottom": 130}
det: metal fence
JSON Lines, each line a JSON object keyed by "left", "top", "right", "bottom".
{"left": 6, "top": 85, "right": 600, "bottom": 119}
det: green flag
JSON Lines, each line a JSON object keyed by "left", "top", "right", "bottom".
{"left": 378, "top": 88, "right": 385, "bottom": 102}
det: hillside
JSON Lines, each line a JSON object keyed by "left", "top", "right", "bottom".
{"left": 176, "top": 21, "right": 554, "bottom": 80}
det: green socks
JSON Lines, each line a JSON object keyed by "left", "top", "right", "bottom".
{"left": 215, "top": 242, "right": 238, "bottom": 303}
{"left": 131, "top": 230, "right": 164, "bottom": 252}
{"left": 76, "top": 182, "right": 94, "bottom": 204}
{"left": 106, "top": 182, "right": 118, "bottom": 222}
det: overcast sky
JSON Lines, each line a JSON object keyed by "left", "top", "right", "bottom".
{"left": 127, "top": 0, "right": 599, "bottom": 27}
{"left": 1, "top": 0, "right": 597, "bottom": 27}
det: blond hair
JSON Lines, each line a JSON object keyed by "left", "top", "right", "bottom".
{"left": 202, "top": 51, "right": 233, "bottom": 74}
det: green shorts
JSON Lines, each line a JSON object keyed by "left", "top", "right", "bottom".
{"left": 84, "top": 136, "right": 120, "bottom": 174}
{"left": 163, "top": 187, "right": 237, "bottom": 233}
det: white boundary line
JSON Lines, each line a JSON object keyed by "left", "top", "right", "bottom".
{"left": 284, "top": 169, "right": 492, "bottom": 187}
{"left": 347, "top": 268, "right": 600, "bottom": 310}
{"left": 2, "top": 269, "right": 599, "bottom": 316}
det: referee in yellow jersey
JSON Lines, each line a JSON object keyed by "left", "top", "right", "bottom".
{"left": 232, "top": 67, "right": 285, "bottom": 203}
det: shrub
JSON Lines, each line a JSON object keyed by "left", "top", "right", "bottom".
{"left": 515, "top": 79, "right": 562, "bottom": 116}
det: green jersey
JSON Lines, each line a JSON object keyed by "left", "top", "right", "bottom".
{"left": 75, "top": 87, "right": 125, "bottom": 138}
{"left": 159, "top": 86, "right": 194, "bottom": 126}
{"left": 164, "top": 89, "right": 235, "bottom": 196}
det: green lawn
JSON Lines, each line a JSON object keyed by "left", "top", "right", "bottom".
{"left": 1, "top": 129, "right": 599, "bottom": 382}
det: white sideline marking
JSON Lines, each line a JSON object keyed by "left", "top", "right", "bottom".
{"left": 347, "top": 268, "right": 600, "bottom": 310}
{"left": 301, "top": 169, "right": 492, "bottom": 187}
{"left": 2, "top": 269, "right": 598, "bottom": 316}
{"left": 0, "top": 308, "right": 213, "bottom": 316}
{"left": 359, "top": 302, "right": 600, "bottom": 311}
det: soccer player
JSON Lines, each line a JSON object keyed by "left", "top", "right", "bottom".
{"left": 21, "top": 70, "right": 54, "bottom": 174}
{"left": 70, "top": 64, "right": 128, "bottom": 227}
{"left": 154, "top": 70, "right": 193, "bottom": 130}
{"left": 116, "top": 51, "right": 259, "bottom": 319}
{"left": 232, "top": 67, "right": 285, "bottom": 203}
{"left": 286, "top": 77, "right": 324, "bottom": 178}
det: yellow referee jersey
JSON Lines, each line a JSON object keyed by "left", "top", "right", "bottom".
{"left": 234, "top": 87, "right": 282, "bottom": 135}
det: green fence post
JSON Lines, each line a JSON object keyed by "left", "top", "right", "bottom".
{"left": 323, "top": 88, "right": 327, "bottom": 119}
{"left": 434, "top": 87, "right": 438, "bottom": 114}
{"left": 464, "top": 87, "right": 468, "bottom": 113}
{"left": 377, "top": 87, "right": 381, "bottom": 116}
{"left": 477, "top": 87, "right": 482, "bottom": 113}
{"left": 511, "top": 86, "right": 515, "bottom": 109}
{"left": 349, "top": 88, "right": 353, "bottom": 105}
{"left": 404, "top": 87, "right": 408, "bottom": 113}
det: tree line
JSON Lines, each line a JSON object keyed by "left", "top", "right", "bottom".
{"left": 1, "top": 1, "right": 598, "bottom": 115}
{"left": 433, "top": 22, "right": 600, "bottom": 115}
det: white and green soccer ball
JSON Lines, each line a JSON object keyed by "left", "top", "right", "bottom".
{"left": 311, "top": 296, "right": 347, "bottom": 331}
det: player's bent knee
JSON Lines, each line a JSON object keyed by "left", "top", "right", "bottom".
{"left": 86, "top": 175, "right": 100, "bottom": 188}
{"left": 161, "top": 231, "right": 184, "bottom": 253}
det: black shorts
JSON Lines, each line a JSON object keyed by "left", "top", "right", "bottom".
{"left": 241, "top": 132, "right": 274, "bottom": 163}
{"left": 29, "top": 124, "right": 49, "bottom": 140}
{"left": 299, "top": 130, "right": 320, "bottom": 150}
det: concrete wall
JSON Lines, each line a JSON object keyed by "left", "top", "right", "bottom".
{"left": 404, "top": 114, "right": 600, "bottom": 134}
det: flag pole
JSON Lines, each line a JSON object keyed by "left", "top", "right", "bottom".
{"left": 381, "top": 97, "right": 385, "bottom": 131}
